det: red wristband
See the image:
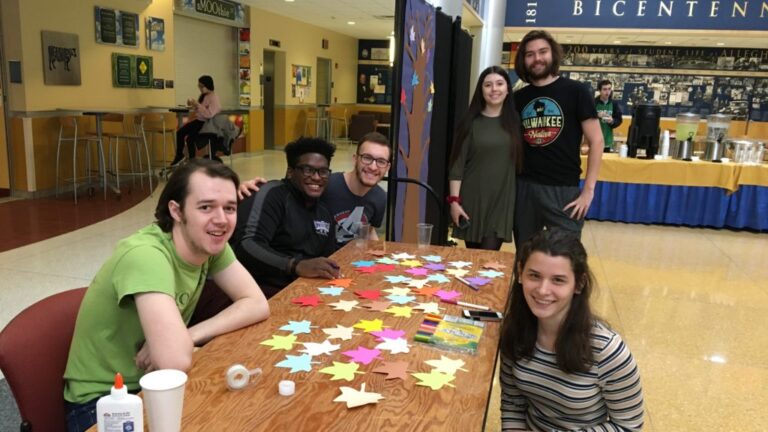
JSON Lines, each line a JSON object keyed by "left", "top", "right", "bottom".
{"left": 446, "top": 195, "right": 462, "bottom": 205}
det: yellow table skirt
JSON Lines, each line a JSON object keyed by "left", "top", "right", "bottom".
{"left": 580, "top": 154, "right": 768, "bottom": 193}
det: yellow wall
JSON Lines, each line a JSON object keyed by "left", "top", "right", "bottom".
{"left": 6, "top": 0, "right": 176, "bottom": 111}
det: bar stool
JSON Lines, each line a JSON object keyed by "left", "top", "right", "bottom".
{"left": 106, "top": 114, "right": 153, "bottom": 195}
{"left": 55, "top": 116, "right": 106, "bottom": 203}
{"left": 304, "top": 107, "right": 330, "bottom": 139}
{"left": 143, "top": 113, "right": 176, "bottom": 178}
{"left": 330, "top": 108, "right": 349, "bottom": 145}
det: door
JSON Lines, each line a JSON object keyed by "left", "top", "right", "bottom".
{"left": 263, "top": 50, "right": 275, "bottom": 150}
{"left": 316, "top": 57, "right": 332, "bottom": 106}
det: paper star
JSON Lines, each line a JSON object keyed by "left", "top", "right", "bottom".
{"left": 371, "top": 263, "right": 396, "bottom": 272}
{"left": 300, "top": 339, "right": 341, "bottom": 356}
{"left": 400, "top": 88, "right": 406, "bottom": 105}
{"left": 292, "top": 295, "right": 322, "bottom": 307}
{"left": 275, "top": 354, "right": 317, "bottom": 373}
{"left": 448, "top": 261, "right": 472, "bottom": 268}
{"left": 376, "top": 257, "right": 399, "bottom": 265}
{"left": 407, "top": 279, "right": 432, "bottom": 289}
{"left": 356, "top": 266, "right": 378, "bottom": 274}
{"left": 376, "top": 337, "right": 411, "bottom": 354}
{"left": 411, "top": 71, "right": 419, "bottom": 86}
{"left": 409, "top": 25, "right": 415, "bottom": 42}
{"left": 482, "top": 261, "right": 507, "bottom": 271}
{"left": 413, "top": 302, "right": 442, "bottom": 314}
{"left": 329, "top": 278, "right": 354, "bottom": 288}
{"left": 405, "top": 267, "right": 429, "bottom": 276}
{"left": 426, "top": 274, "right": 451, "bottom": 284}
{"left": 362, "top": 300, "right": 392, "bottom": 312}
{"left": 279, "top": 320, "right": 313, "bottom": 335}
{"left": 260, "top": 334, "right": 297, "bottom": 351}
{"left": 413, "top": 286, "right": 440, "bottom": 296}
{"left": 392, "top": 252, "right": 416, "bottom": 260}
{"left": 319, "top": 361, "right": 364, "bottom": 381}
{"left": 384, "top": 305, "right": 413, "bottom": 318}
{"left": 372, "top": 360, "right": 410, "bottom": 380}
{"left": 370, "top": 328, "right": 406, "bottom": 341}
{"left": 412, "top": 370, "right": 456, "bottom": 390}
{"left": 322, "top": 325, "right": 357, "bottom": 341}
{"left": 445, "top": 268, "right": 469, "bottom": 277}
{"left": 400, "top": 259, "right": 423, "bottom": 268}
{"left": 421, "top": 255, "right": 442, "bottom": 262}
{"left": 386, "top": 294, "right": 416, "bottom": 305}
{"left": 427, "top": 98, "right": 433, "bottom": 112}
{"left": 367, "top": 249, "right": 387, "bottom": 257}
{"left": 424, "top": 356, "right": 468, "bottom": 375}
{"left": 342, "top": 346, "right": 382, "bottom": 365}
{"left": 478, "top": 270, "right": 505, "bottom": 278}
{"left": 318, "top": 286, "right": 345, "bottom": 296}
{"left": 355, "top": 289, "right": 382, "bottom": 300}
{"left": 423, "top": 263, "right": 446, "bottom": 271}
{"left": 434, "top": 290, "right": 462, "bottom": 301}
{"left": 429, "top": 82, "right": 435, "bottom": 94}
{"left": 383, "top": 286, "right": 412, "bottom": 296}
{"left": 333, "top": 383, "right": 384, "bottom": 408}
{"left": 385, "top": 275, "right": 413, "bottom": 284}
{"left": 351, "top": 260, "right": 375, "bottom": 268}
{"left": 329, "top": 299, "right": 360, "bottom": 312}
{"left": 353, "top": 318, "right": 385, "bottom": 333}
{"left": 465, "top": 276, "right": 492, "bottom": 287}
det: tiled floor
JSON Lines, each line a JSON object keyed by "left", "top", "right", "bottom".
{"left": 2, "top": 148, "right": 767, "bottom": 430}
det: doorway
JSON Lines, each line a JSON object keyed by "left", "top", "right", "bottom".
{"left": 263, "top": 50, "right": 275, "bottom": 150}
{"left": 316, "top": 57, "right": 332, "bottom": 106}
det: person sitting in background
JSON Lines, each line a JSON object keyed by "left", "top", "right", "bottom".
{"left": 499, "top": 229, "right": 643, "bottom": 431}
{"left": 170, "top": 75, "right": 222, "bottom": 166}
{"left": 238, "top": 132, "right": 390, "bottom": 250}
{"left": 594, "top": 79, "right": 623, "bottom": 152}
{"left": 230, "top": 137, "right": 339, "bottom": 298}
{"left": 63, "top": 159, "right": 269, "bottom": 432}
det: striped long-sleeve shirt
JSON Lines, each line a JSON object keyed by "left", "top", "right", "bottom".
{"left": 500, "top": 321, "right": 644, "bottom": 431}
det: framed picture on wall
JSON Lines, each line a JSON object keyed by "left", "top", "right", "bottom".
{"left": 146, "top": 17, "right": 165, "bottom": 51}
{"left": 135, "top": 56, "right": 153, "bottom": 88}
{"left": 41, "top": 31, "right": 81, "bottom": 85}
{"left": 292, "top": 64, "right": 311, "bottom": 87}
{"left": 111, "top": 53, "right": 134, "bottom": 88}
{"left": 95, "top": 7, "right": 140, "bottom": 47}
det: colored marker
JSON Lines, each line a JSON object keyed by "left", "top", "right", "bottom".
{"left": 440, "top": 299, "right": 490, "bottom": 311}
{"left": 455, "top": 275, "right": 480, "bottom": 291}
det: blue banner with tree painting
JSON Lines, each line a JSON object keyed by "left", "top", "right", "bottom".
{"left": 506, "top": 0, "right": 768, "bottom": 31}
{"left": 395, "top": 0, "right": 435, "bottom": 242}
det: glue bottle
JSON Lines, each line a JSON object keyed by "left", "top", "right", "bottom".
{"left": 96, "top": 372, "right": 143, "bottom": 432}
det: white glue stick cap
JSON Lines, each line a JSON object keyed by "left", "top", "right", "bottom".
{"left": 279, "top": 380, "right": 295, "bottom": 396}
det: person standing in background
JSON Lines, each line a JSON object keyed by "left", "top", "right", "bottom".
{"left": 171, "top": 75, "right": 222, "bottom": 166}
{"left": 594, "top": 80, "right": 623, "bottom": 152}
{"left": 513, "top": 29, "right": 603, "bottom": 249}
{"left": 448, "top": 65, "right": 523, "bottom": 251}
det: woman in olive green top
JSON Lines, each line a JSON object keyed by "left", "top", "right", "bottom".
{"left": 448, "top": 66, "right": 523, "bottom": 250}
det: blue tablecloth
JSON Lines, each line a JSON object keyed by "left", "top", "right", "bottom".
{"left": 583, "top": 181, "right": 768, "bottom": 231}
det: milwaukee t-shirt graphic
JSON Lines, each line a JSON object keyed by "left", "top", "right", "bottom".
{"left": 520, "top": 97, "right": 564, "bottom": 146}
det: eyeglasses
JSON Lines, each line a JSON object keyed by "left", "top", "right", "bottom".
{"left": 294, "top": 165, "right": 331, "bottom": 178}
{"left": 358, "top": 153, "right": 390, "bottom": 168}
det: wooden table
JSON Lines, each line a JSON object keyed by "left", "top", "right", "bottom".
{"left": 179, "top": 241, "right": 514, "bottom": 431}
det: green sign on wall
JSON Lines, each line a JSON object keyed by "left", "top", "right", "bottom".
{"left": 135, "top": 56, "right": 153, "bottom": 88}
{"left": 195, "top": 0, "right": 236, "bottom": 21}
{"left": 112, "top": 53, "right": 133, "bottom": 87}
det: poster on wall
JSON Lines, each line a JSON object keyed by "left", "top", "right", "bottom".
{"left": 135, "top": 56, "right": 153, "bottom": 88}
{"left": 41, "top": 31, "right": 81, "bottom": 85}
{"left": 112, "top": 53, "right": 134, "bottom": 87}
{"left": 95, "top": 7, "right": 140, "bottom": 47}
{"left": 146, "top": 17, "right": 165, "bottom": 51}
{"left": 292, "top": 64, "right": 311, "bottom": 87}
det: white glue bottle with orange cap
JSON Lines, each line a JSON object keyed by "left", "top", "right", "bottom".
{"left": 96, "top": 372, "right": 143, "bottom": 432}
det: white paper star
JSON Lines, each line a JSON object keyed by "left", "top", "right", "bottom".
{"left": 448, "top": 261, "right": 473, "bottom": 268}
{"left": 413, "top": 302, "right": 442, "bottom": 315}
{"left": 425, "top": 355, "right": 469, "bottom": 375}
{"left": 375, "top": 337, "right": 411, "bottom": 354}
{"left": 407, "top": 279, "right": 432, "bottom": 289}
{"left": 328, "top": 299, "right": 360, "bottom": 312}
{"left": 445, "top": 268, "right": 469, "bottom": 277}
{"left": 383, "top": 286, "right": 412, "bottom": 296}
{"left": 322, "top": 325, "right": 357, "bottom": 341}
{"left": 300, "top": 339, "right": 341, "bottom": 356}
{"left": 392, "top": 252, "right": 416, "bottom": 260}
{"left": 333, "top": 383, "right": 384, "bottom": 408}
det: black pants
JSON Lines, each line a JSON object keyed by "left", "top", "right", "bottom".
{"left": 175, "top": 119, "right": 205, "bottom": 159}
{"left": 513, "top": 178, "right": 584, "bottom": 251}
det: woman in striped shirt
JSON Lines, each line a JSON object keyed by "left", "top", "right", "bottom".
{"left": 500, "top": 229, "right": 644, "bottom": 431}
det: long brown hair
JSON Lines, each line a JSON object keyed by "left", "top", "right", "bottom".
{"left": 514, "top": 30, "right": 563, "bottom": 84}
{"left": 449, "top": 65, "right": 523, "bottom": 173}
{"left": 500, "top": 229, "right": 597, "bottom": 373}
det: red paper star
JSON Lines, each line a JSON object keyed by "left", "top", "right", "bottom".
{"left": 400, "top": 89, "right": 407, "bottom": 104}
{"left": 356, "top": 266, "right": 379, "bottom": 274}
{"left": 355, "top": 289, "right": 383, "bottom": 300}
{"left": 372, "top": 264, "right": 396, "bottom": 272}
{"left": 292, "top": 294, "right": 323, "bottom": 307}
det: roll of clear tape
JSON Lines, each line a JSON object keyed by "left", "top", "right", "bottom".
{"left": 226, "top": 364, "right": 262, "bottom": 391}
{"left": 279, "top": 380, "right": 295, "bottom": 396}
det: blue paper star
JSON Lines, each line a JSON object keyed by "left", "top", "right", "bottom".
{"left": 377, "top": 257, "right": 399, "bottom": 265}
{"left": 479, "top": 270, "right": 505, "bottom": 278}
{"left": 385, "top": 275, "right": 413, "bottom": 284}
{"left": 275, "top": 354, "right": 314, "bottom": 373}
{"left": 421, "top": 255, "right": 442, "bottom": 263}
{"left": 386, "top": 294, "right": 416, "bottom": 305}
{"left": 426, "top": 274, "right": 451, "bottom": 284}
{"left": 351, "top": 260, "right": 375, "bottom": 268}
{"left": 411, "top": 72, "right": 420, "bottom": 86}
{"left": 279, "top": 320, "right": 313, "bottom": 335}
{"left": 318, "top": 286, "right": 345, "bottom": 296}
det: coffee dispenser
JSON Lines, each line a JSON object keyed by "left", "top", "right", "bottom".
{"left": 672, "top": 113, "right": 700, "bottom": 161}
{"left": 703, "top": 114, "right": 731, "bottom": 163}
{"left": 627, "top": 103, "right": 661, "bottom": 159}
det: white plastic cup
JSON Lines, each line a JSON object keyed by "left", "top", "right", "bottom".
{"left": 619, "top": 144, "right": 628, "bottom": 158}
{"left": 417, "top": 223, "right": 433, "bottom": 248}
{"left": 139, "top": 369, "right": 188, "bottom": 432}
{"left": 353, "top": 222, "right": 370, "bottom": 248}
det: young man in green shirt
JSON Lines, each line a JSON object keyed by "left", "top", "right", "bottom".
{"left": 594, "top": 79, "right": 623, "bottom": 152}
{"left": 63, "top": 159, "right": 270, "bottom": 432}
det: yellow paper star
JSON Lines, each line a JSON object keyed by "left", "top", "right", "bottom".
{"left": 400, "top": 259, "right": 423, "bottom": 267}
{"left": 383, "top": 287, "right": 412, "bottom": 296}
{"left": 445, "top": 268, "right": 469, "bottom": 277}
{"left": 353, "top": 318, "right": 385, "bottom": 333}
{"left": 319, "top": 361, "right": 365, "bottom": 381}
{"left": 424, "top": 356, "right": 468, "bottom": 375}
{"left": 259, "top": 334, "right": 297, "bottom": 351}
{"left": 412, "top": 370, "right": 456, "bottom": 390}
{"left": 384, "top": 305, "right": 413, "bottom": 318}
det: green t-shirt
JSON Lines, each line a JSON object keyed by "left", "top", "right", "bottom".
{"left": 63, "top": 224, "right": 236, "bottom": 403}
{"left": 595, "top": 99, "right": 615, "bottom": 149}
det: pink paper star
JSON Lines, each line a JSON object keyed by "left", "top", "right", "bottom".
{"left": 342, "top": 346, "right": 383, "bottom": 365}
{"left": 465, "top": 276, "right": 492, "bottom": 287}
{"left": 370, "top": 329, "right": 406, "bottom": 342}
{"left": 291, "top": 294, "right": 323, "bottom": 307}
{"left": 405, "top": 267, "right": 429, "bottom": 276}
{"left": 434, "top": 290, "right": 461, "bottom": 301}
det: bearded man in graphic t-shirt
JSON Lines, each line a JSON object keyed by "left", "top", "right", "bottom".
{"left": 512, "top": 29, "right": 604, "bottom": 249}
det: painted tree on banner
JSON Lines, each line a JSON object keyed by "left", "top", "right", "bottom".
{"left": 397, "top": 0, "right": 435, "bottom": 242}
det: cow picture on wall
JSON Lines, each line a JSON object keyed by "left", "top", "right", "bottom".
{"left": 41, "top": 31, "right": 81, "bottom": 85}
